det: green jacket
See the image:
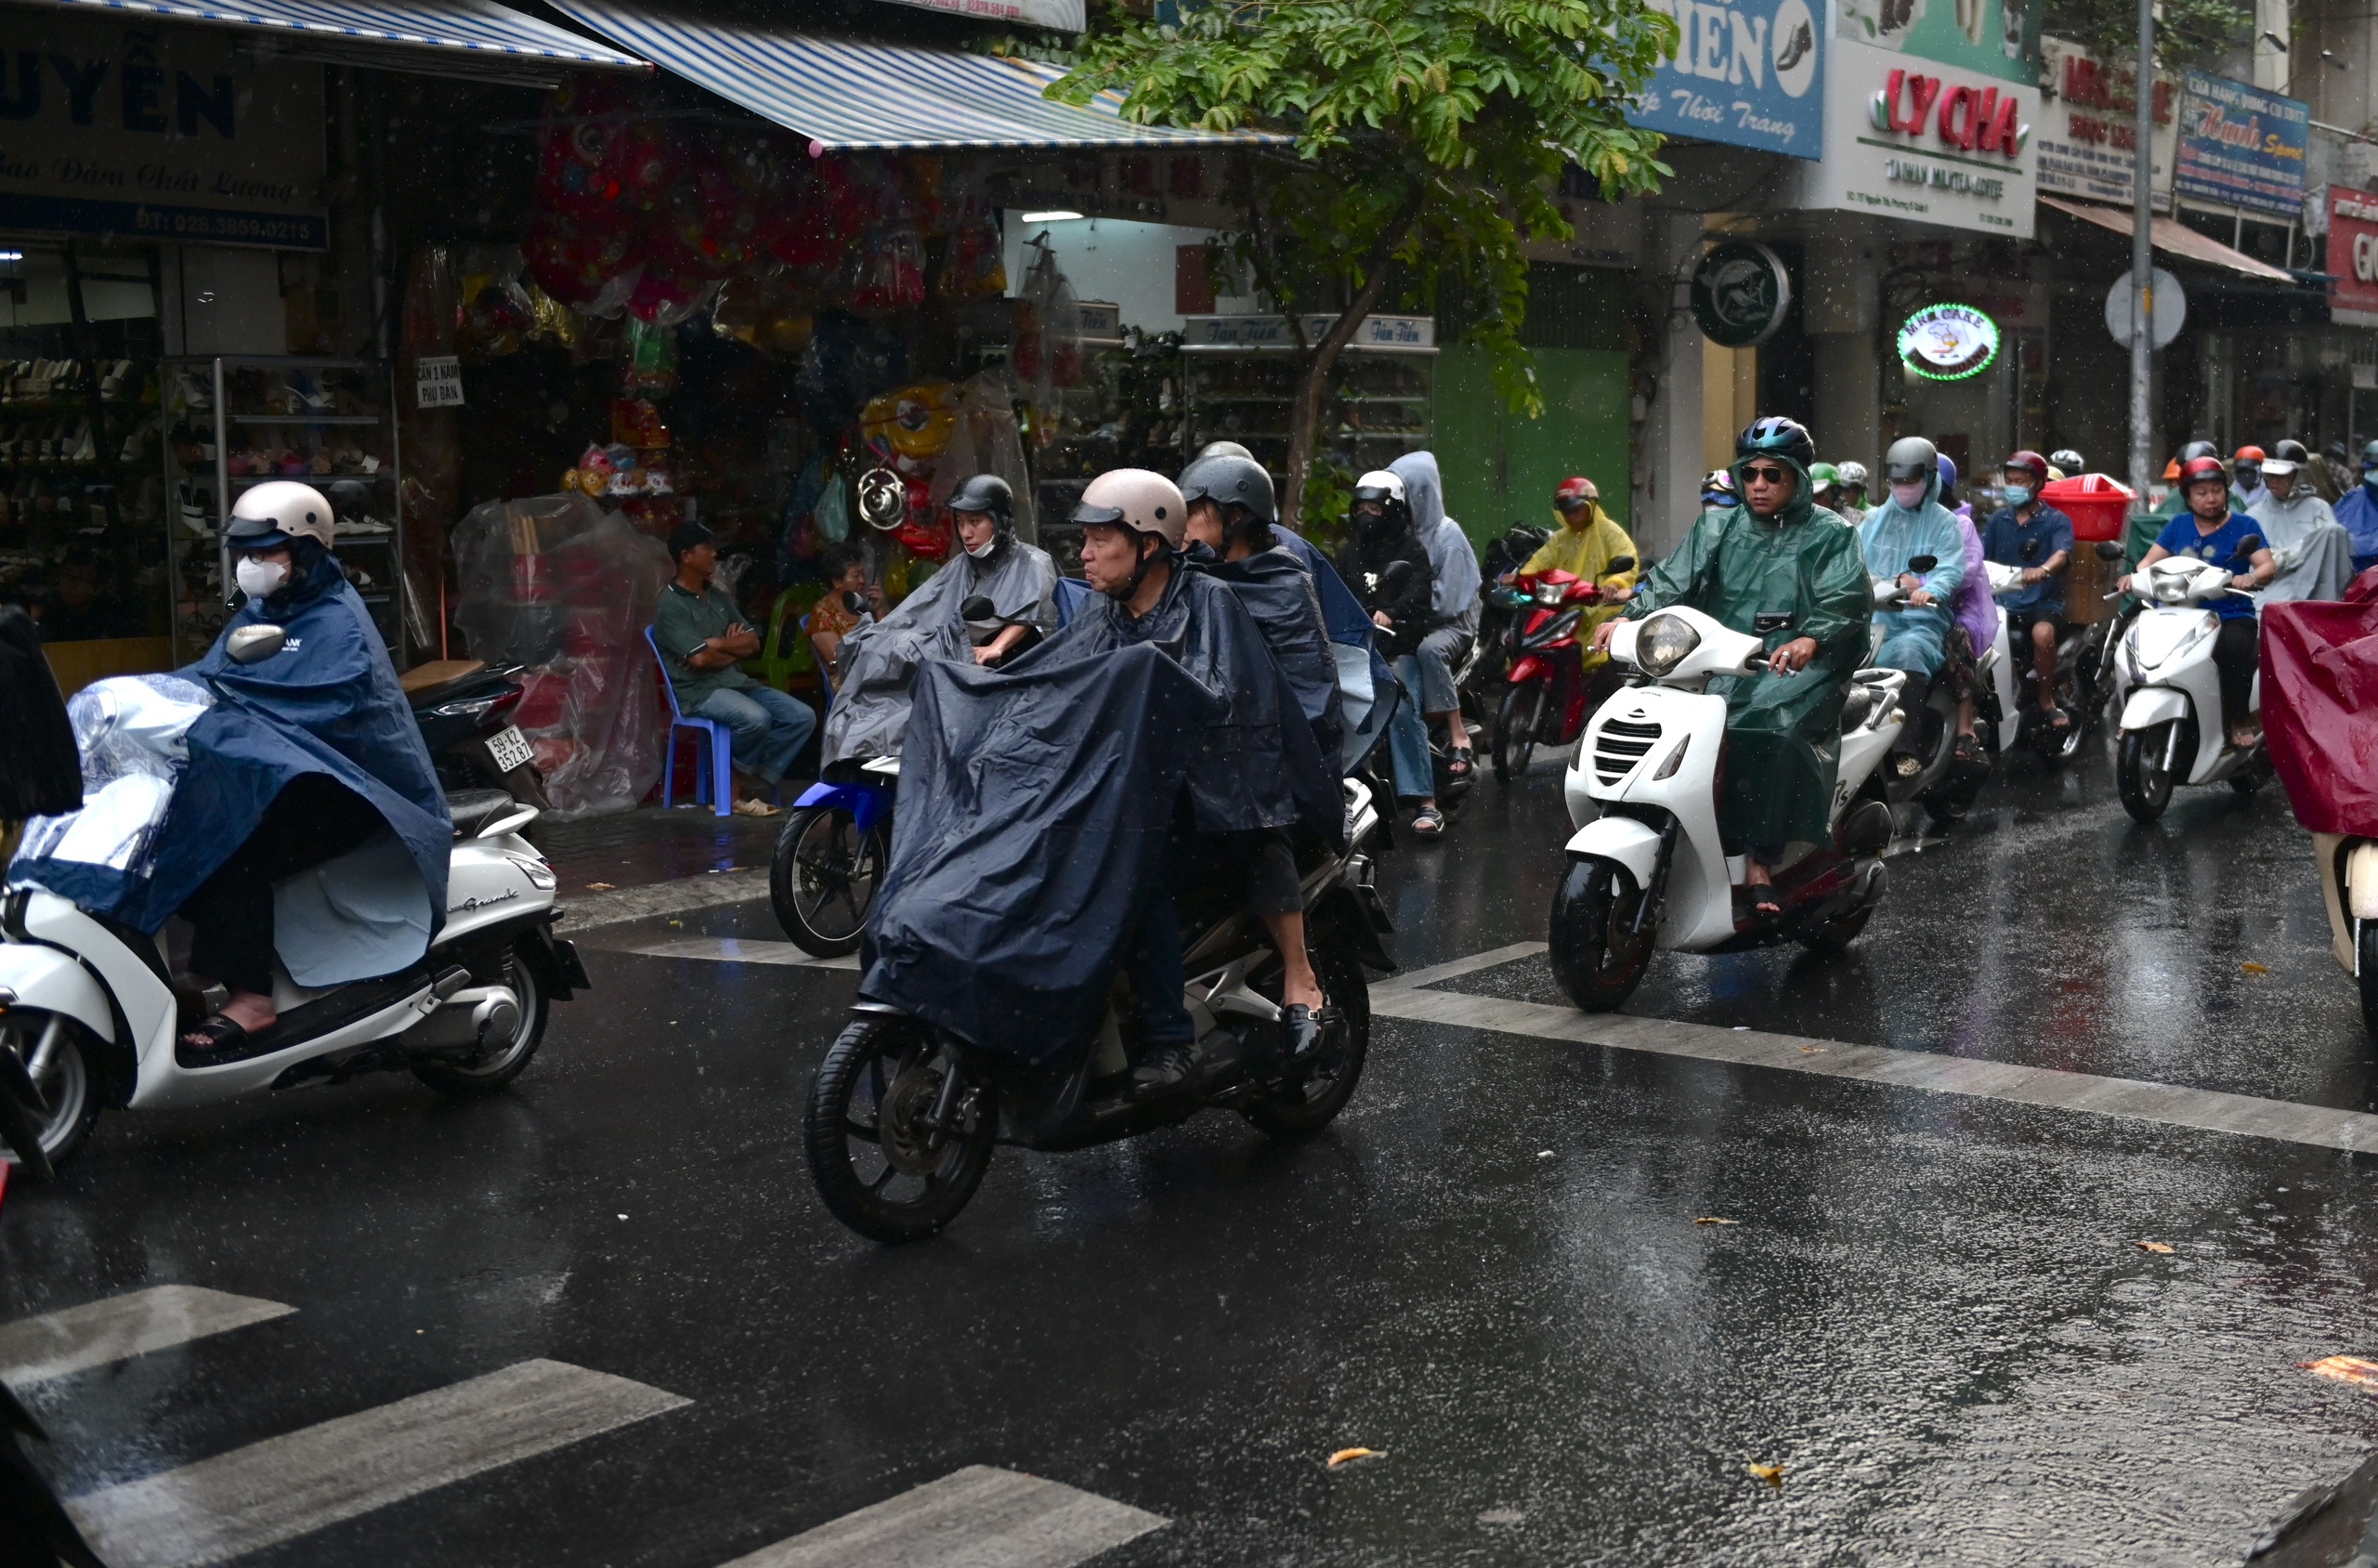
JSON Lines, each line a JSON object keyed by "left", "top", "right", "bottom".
{"left": 1625, "top": 474, "right": 1871, "bottom": 849}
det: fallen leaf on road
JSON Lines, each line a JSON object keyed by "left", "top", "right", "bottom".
{"left": 587, "top": 882, "right": 616, "bottom": 891}
{"left": 2242, "top": 961, "right": 2271, "bottom": 974}
{"left": 1694, "top": 1217, "right": 1738, "bottom": 1226}
{"left": 1800, "top": 1046, "right": 1826, "bottom": 1054}
{"left": 2136, "top": 1241, "right": 2175, "bottom": 1254}
{"left": 2305, "top": 1356, "right": 2378, "bottom": 1389}
{"left": 1747, "top": 1463, "right": 1784, "bottom": 1487}
{"left": 1479, "top": 1509, "right": 1524, "bottom": 1526}
{"left": 1326, "top": 1448, "right": 1379, "bottom": 1470}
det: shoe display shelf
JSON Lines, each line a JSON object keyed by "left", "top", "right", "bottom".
{"left": 0, "top": 357, "right": 165, "bottom": 611}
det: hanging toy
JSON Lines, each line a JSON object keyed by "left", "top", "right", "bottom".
{"left": 859, "top": 381, "right": 956, "bottom": 463}
{"left": 854, "top": 466, "right": 907, "bottom": 531}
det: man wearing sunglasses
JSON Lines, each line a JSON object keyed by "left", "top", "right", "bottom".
{"left": 1593, "top": 416, "right": 1871, "bottom": 916}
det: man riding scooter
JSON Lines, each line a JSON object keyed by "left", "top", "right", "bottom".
{"left": 2122, "top": 453, "right": 2278, "bottom": 751}
{"left": 1592, "top": 416, "right": 1871, "bottom": 917}
{"left": 1981, "top": 449, "right": 2074, "bottom": 737}
{"left": 1339, "top": 471, "right": 1448, "bottom": 836}
{"left": 1859, "top": 437, "right": 1967, "bottom": 778}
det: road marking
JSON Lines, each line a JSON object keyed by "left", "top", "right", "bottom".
{"left": 720, "top": 1465, "right": 1166, "bottom": 1568}
{"left": 585, "top": 933, "right": 861, "bottom": 971}
{"left": 1377, "top": 978, "right": 2378, "bottom": 1154}
{"left": 67, "top": 1358, "right": 688, "bottom": 1568}
{"left": 563, "top": 868, "right": 773, "bottom": 929}
{"left": 0, "top": 1287, "right": 294, "bottom": 1387}
{"left": 1376, "top": 941, "right": 1548, "bottom": 994}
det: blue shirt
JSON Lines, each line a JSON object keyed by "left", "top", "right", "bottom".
{"left": 1982, "top": 503, "right": 2075, "bottom": 611}
{"left": 2151, "top": 511, "right": 2263, "bottom": 620}
{"left": 2336, "top": 479, "right": 2378, "bottom": 559}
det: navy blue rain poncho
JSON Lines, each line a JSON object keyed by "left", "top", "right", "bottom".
{"left": 148, "top": 554, "right": 449, "bottom": 971}
{"left": 1184, "top": 541, "right": 1344, "bottom": 774}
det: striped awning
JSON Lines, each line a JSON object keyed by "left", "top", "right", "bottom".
{"left": 546, "top": 1, "right": 1287, "bottom": 151}
{"left": 9, "top": 0, "right": 651, "bottom": 81}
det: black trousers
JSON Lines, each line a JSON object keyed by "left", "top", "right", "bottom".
{"left": 184, "top": 775, "right": 387, "bottom": 995}
{"left": 2213, "top": 618, "right": 2259, "bottom": 726}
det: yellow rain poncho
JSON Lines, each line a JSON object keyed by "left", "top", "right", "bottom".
{"left": 1522, "top": 501, "right": 1641, "bottom": 670}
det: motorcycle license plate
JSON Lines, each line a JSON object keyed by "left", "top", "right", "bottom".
{"left": 485, "top": 725, "right": 534, "bottom": 775}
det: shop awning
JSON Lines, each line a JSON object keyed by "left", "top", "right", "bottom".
{"left": 545, "top": 2, "right": 1290, "bottom": 150}
{"left": 9, "top": 0, "right": 651, "bottom": 84}
{"left": 2041, "top": 196, "right": 2298, "bottom": 283}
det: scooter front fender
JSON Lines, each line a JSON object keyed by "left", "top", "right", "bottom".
{"left": 1507, "top": 655, "right": 1549, "bottom": 687}
{"left": 1563, "top": 815, "right": 1663, "bottom": 889}
{"left": 0, "top": 945, "right": 113, "bottom": 1043}
{"left": 794, "top": 780, "right": 891, "bottom": 833}
{"left": 2120, "top": 686, "right": 2189, "bottom": 732}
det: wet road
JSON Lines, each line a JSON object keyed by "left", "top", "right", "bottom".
{"left": 7, "top": 746, "right": 2378, "bottom": 1565}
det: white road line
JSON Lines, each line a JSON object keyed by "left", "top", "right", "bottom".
{"left": 720, "top": 1465, "right": 1166, "bottom": 1568}
{"left": 0, "top": 1287, "right": 294, "bottom": 1387}
{"left": 564, "top": 869, "right": 772, "bottom": 929}
{"left": 67, "top": 1358, "right": 689, "bottom": 1568}
{"left": 1376, "top": 941, "right": 1548, "bottom": 993}
{"left": 1376, "top": 983, "right": 2378, "bottom": 1154}
{"left": 585, "top": 934, "right": 862, "bottom": 971}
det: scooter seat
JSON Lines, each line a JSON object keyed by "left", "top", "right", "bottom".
{"left": 401, "top": 659, "right": 489, "bottom": 706}
{"left": 448, "top": 788, "right": 518, "bottom": 839}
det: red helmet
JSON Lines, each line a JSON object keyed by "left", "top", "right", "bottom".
{"left": 2177, "top": 454, "right": 2228, "bottom": 490}
{"left": 2233, "top": 445, "right": 2266, "bottom": 465}
{"left": 1553, "top": 476, "right": 1597, "bottom": 511}
{"left": 2001, "top": 450, "right": 2048, "bottom": 490}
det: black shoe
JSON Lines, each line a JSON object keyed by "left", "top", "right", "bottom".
{"left": 1130, "top": 1041, "right": 1203, "bottom": 1098}
{"left": 1282, "top": 1003, "right": 1322, "bottom": 1063}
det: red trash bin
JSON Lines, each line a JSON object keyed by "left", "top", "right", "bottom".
{"left": 2041, "top": 473, "right": 2136, "bottom": 542}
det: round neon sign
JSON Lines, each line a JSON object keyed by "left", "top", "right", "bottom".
{"left": 1897, "top": 303, "right": 2000, "bottom": 381}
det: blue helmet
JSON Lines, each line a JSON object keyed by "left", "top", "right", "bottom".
{"left": 1935, "top": 451, "right": 1958, "bottom": 501}
{"left": 1735, "top": 415, "right": 1815, "bottom": 472}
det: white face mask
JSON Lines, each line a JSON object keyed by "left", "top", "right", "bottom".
{"left": 1889, "top": 481, "right": 1927, "bottom": 510}
{"left": 964, "top": 535, "right": 1000, "bottom": 560}
{"left": 236, "top": 557, "right": 290, "bottom": 598}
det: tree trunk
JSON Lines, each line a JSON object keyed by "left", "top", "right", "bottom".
{"left": 1278, "top": 193, "right": 1425, "bottom": 529}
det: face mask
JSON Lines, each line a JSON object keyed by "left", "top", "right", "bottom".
{"left": 236, "top": 557, "right": 290, "bottom": 598}
{"left": 1889, "top": 481, "right": 1927, "bottom": 510}
{"left": 965, "top": 535, "right": 1000, "bottom": 560}
{"left": 2003, "top": 486, "right": 2032, "bottom": 507}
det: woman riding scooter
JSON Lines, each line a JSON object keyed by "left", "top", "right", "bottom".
{"left": 2122, "top": 454, "right": 2278, "bottom": 751}
{"left": 1859, "top": 438, "right": 1967, "bottom": 778}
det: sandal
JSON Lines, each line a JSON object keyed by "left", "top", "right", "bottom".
{"left": 1411, "top": 806, "right": 1445, "bottom": 838}
{"left": 1953, "top": 734, "right": 1979, "bottom": 762}
{"left": 1748, "top": 883, "right": 1784, "bottom": 918}
{"left": 178, "top": 1013, "right": 253, "bottom": 1053}
{"left": 2044, "top": 707, "right": 2072, "bottom": 730}
{"left": 733, "top": 797, "right": 781, "bottom": 817}
{"left": 1446, "top": 747, "right": 1474, "bottom": 782}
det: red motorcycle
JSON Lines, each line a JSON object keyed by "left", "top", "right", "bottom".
{"left": 1491, "top": 563, "right": 1630, "bottom": 784}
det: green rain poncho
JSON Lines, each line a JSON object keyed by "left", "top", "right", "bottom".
{"left": 1621, "top": 454, "right": 1871, "bottom": 849}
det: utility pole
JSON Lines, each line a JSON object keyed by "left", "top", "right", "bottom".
{"left": 2127, "top": 0, "right": 2154, "bottom": 510}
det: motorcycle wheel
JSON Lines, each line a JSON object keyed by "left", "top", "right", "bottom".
{"left": 805, "top": 1013, "right": 996, "bottom": 1244}
{"left": 1548, "top": 856, "right": 1654, "bottom": 1013}
{"left": 2116, "top": 723, "right": 2180, "bottom": 823}
{"left": 2359, "top": 922, "right": 2378, "bottom": 1039}
{"left": 1494, "top": 683, "right": 1545, "bottom": 785}
{"left": 771, "top": 804, "right": 886, "bottom": 958}
{"left": 1243, "top": 937, "right": 1371, "bottom": 1139}
{"left": 0, "top": 1010, "right": 97, "bottom": 1174}
{"left": 412, "top": 940, "right": 549, "bottom": 1096}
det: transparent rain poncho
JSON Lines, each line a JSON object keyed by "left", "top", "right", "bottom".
{"left": 7, "top": 674, "right": 212, "bottom": 907}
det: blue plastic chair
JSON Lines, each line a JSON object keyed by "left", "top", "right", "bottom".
{"left": 645, "top": 625, "right": 734, "bottom": 817}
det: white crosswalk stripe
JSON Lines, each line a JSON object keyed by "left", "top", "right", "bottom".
{"left": 0, "top": 1287, "right": 294, "bottom": 1387}
{"left": 720, "top": 1465, "right": 1166, "bottom": 1568}
{"left": 65, "top": 1358, "right": 689, "bottom": 1568}
{"left": 586, "top": 933, "right": 862, "bottom": 970}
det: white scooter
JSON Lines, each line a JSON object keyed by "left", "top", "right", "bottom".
{"left": 2111, "top": 548, "right": 2269, "bottom": 823}
{"left": 1547, "top": 606, "right": 1901, "bottom": 1012}
{"left": 1982, "top": 560, "right": 2084, "bottom": 765}
{"left": 0, "top": 659, "right": 588, "bottom": 1173}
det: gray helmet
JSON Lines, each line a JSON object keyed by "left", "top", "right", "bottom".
{"left": 2048, "top": 449, "right": 2084, "bottom": 477}
{"left": 1883, "top": 436, "right": 1938, "bottom": 489}
{"left": 947, "top": 472, "right": 1014, "bottom": 534}
{"left": 1178, "top": 451, "right": 1276, "bottom": 527}
{"left": 1197, "top": 440, "right": 1255, "bottom": 463}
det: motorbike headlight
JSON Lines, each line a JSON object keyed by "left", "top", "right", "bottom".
{"left": 1636, "top": 613, "right": 1700, "bottom": 677}
{"left": 1535, "top": 582, "right": 1564, "bottom": 606}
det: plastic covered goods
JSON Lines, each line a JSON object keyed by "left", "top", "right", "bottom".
{"left": 2263, "top": 567, "right": 2378, "bottom": 836}
{"left": 7, "top": 673, "right": 206, "bottom": 908}
{"left": 2041, "top": 473, "right": 2136, "bottom": 542}
{"left": 451, "top": 493, "right": 671, "bottom": 817}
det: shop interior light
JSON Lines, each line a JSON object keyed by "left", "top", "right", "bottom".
{"left": 1020, "top": 211, "right": 1084, "bottom": 223}
{"left": 0, "top": 251, "right": 21, "bottom": 262}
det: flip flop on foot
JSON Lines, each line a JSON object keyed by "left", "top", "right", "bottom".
{"left": 1953, "top": 734, "right": 1979, "bottom": 763}
{"left": 1446, "top": 747, "right": 1474, "bottom": 782}
{"left": 179, "top": 1013, "right": 255, "bottom": 1053}
{"left": 2044, "top": 707, "right": 2072, "bottom": 730}
{"left": 1748, "top": 883, "right": 1784, "bottom": 918}
{"left": 734, "top": 797, "right": 781, "bottom": 817}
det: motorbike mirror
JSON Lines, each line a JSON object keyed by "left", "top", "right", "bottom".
{"left": 1908, "top": 555, "right": 1939, "bottom": 574}
{"left": 843, "top": 591, "right": 869, "bottom": 615}
{"left": 1605, "top": 556, "right": 1636, "bottom": 574}
{"left": 960, "top": 595, "right": 997, "bottom": 621}
{"left": 2233, "top": 534, "right": 2264, "bottom": 559}
{"left": 1378, "top": 560, "right": 1416, "bottom": 595}
{"left": 225, "top": 624, "right": 286, "bottom": 664}
{"left": 2095, "top": 541, "right": 2125, "bottom": 561}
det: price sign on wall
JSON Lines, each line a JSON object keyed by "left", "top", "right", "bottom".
{"left": 416, "top": 356, "right": 464, "bottom": 410}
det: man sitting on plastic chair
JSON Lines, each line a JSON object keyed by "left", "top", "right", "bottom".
{"left": 651, "top": 521, "right": 816, "bottom": 817}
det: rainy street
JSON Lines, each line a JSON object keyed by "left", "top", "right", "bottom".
{"left": 5, "top": 752, "right": 2377, "bottom": 1567}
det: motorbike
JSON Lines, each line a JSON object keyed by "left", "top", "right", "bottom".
{"left": 0, "top": 650, "right": 586, "bottom": 1170}
{"left": 1868, "top": 556, "right": 1981, "bottom": 830}
{"left": 804, "top": 778, "right": 1392, "bottom": 1242}
{"left": 1981, "top": 560, "right": 2086, "bottom": 765}
{"left": 1492, "top": 558, "right": 1634, "bottom": 785}
{"left": 1468, "top": 523, "right": 1553, "bottom": 692}
{"left": 1547, "top": 606, "right": 1900, "bottom": 1012}
{"left": 403, "top": 659, "right": 552, "bottom": 813}
{"left": 2110, "top": 542, "right": 2270, "bottom": 823}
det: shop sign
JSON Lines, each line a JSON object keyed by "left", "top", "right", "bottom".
{"left": 1690, "top": 241, "right": 1793, "bottom": 347}
{"left": 1799, "top": 37, "right": 2038, "bottom": 236}
{"left": 1625, "top": 0, "right": 1824, "bottom": 162}
{"left": 2329, "top": 187, "right": 2378, "bottom": 330}
{"left": 1836, "top": 0, "right": 2036, "bottom": 87}
{"left": 416, "top": 356, "right": 464, "bottom": 411}
{"left": 2036, "top": 37, "right": 2178, "bottom": 208}
{"left": 871, "top": 0, "right": 1082, "bottom": 29}
{"left": 1178, "top": 314, "right": 1436, "bottom": 351}
{"left": 1897, "top": 303, "right": 1999, "bottom": 379}
{"left": 2172, "top": 72, "right": 2307, "bottom": 219}
{"left": 0, "top": 16, "right": 327, "bottom": 249}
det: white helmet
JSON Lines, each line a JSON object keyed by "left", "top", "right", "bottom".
{"left": 1836, "top": 461, "right": 1869, "bottom": 490}
{"left": 1073, "top": 467, "right": 1186, "bottom": 550}
{"left": 227, "top": 480, "right": 334, "bottom": 550}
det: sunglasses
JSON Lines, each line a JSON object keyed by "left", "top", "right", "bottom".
{"left": 1741, "top": 464, "right": 1791, "bottom": 484}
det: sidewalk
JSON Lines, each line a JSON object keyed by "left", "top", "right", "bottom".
{"left": 537, "top": 804, "right": 786, "bottom": 928}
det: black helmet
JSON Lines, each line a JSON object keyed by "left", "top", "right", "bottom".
{"left": 1736, "top": 415, "right": 1815, "bottom": 473}
{"left": 947, "top": 473, "right": 1014, "bottom": 532}
{"left": 2178, "top": 439, "right": 2219, "bottom": 464}
{"left": 1178, "top": 451, "right": 1276, "bottom": 526}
